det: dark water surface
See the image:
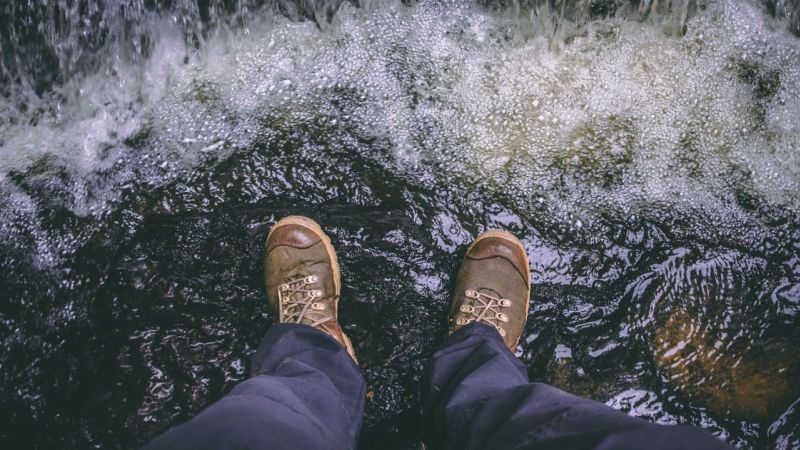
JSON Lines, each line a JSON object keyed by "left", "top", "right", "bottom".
{"left": 1, "top": 1, "right": 800, "bottom": 449}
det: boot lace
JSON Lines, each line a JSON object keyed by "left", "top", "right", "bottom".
{"left": 278, "top": 274, "right": 332, "bottom": 327}
{"left": 456, "top": 289, "right": 511, "bottom": 337}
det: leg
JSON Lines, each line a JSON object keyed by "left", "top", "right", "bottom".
{"left": 145, "top": 216, "right": 364, "bottom": 450}
{"left": 422, "top": 322, "right": 732, "bottom": 450}
{"left": 143, "top": 324, "right": 365, "bottom": 450}
{"left": 424, "top": 229, "right": 732, "bottom": 450}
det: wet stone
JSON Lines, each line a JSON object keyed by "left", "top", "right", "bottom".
{"left": 653, "top": 308, "right": 800, "bottom": 422}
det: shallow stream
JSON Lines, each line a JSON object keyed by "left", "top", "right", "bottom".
{"left": 1, "top": 0, "right": 799, "bottom": 448}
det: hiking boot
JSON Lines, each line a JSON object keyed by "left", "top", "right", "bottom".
{"left": 448, "top": 230, "right": 531, "bottom": 350}
{"left": 264, "top": 215, "right": 357, "bottom": 363}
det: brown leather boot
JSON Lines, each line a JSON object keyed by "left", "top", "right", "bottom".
{"left": 448, "top": 230, "right": 531, "bottom": 350}
{"left": 264, "top": 216, "right": 357, "bottom": 363}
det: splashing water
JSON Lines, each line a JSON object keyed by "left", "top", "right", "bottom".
{"left": 1, "top": 0, "right": 799, "bottom": 448}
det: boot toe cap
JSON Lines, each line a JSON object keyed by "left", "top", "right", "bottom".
{"left": 467, "top": 232, "right": 530, "bottom": 284}
{"left": 267, "top": 222, "right": 322, "bottom": 252}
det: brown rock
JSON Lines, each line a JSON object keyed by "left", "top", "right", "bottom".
{"left": 653, "top": 309, "right": 800, "bottom": 422}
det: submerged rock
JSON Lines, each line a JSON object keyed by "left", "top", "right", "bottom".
{"left": 653, "top": 308, "right": 800, "bottom": 422}
{"left": 554, "top": 115, "right": 635, "bottom": 187}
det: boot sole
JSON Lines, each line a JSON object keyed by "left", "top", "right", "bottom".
{"left": 467, "top": 230, "right": 532, "bottom": 348}
{"left": 266, "top": 216, "right": 357, "bottom": 362}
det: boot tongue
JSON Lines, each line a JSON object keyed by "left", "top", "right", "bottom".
{"left": 278, "top": 272, "right": 334, "bottom": 326}
{"left": 469, "top": 288, "right": 510, "bottom": 339}
{"left": 296, "top": 308, "right": 332, "bottom": 327}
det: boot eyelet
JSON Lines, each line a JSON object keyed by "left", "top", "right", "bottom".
{"left": 456, "top": 318, "right": 469, "bottom": 326}
{"left": 460, "top": 305, "right": 474, "bottom": 313}
{"left": 312, "top": 303, "right": 325, "bottom": 310}
{"left": 465, "top": 289, "right": 478, "bottom": 298}
{"left": 497, "top": 328, "right": 507, "bottom": 337}
{"left": 313, "top": 289, "right": 323, "bottom": 297}
{"left": 279, "top": 283, "right": 290, "bottom": 291}
{"left": 496, "top": 313, "right": 509, "bottom": 322}
{"left": 305, "top": 275, "right": 318, "bottom": 283}
{"left": 499, "top": 299, "right": 511, "bottom": 307}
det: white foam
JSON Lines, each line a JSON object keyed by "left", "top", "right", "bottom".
{"left": 1, "top": 0, "right": 799, "bottom": 265}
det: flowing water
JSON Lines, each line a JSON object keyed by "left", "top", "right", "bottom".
{"left": 1, "top": 0, "right": 799, "bottom": 448}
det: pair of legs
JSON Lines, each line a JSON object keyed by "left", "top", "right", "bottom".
{"left": 144, "top": 216, "right": 732, "bottom": 450}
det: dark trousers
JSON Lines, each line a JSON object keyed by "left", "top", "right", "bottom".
{"left": 143, "top": 323, "right": 732, "bottom": 450}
